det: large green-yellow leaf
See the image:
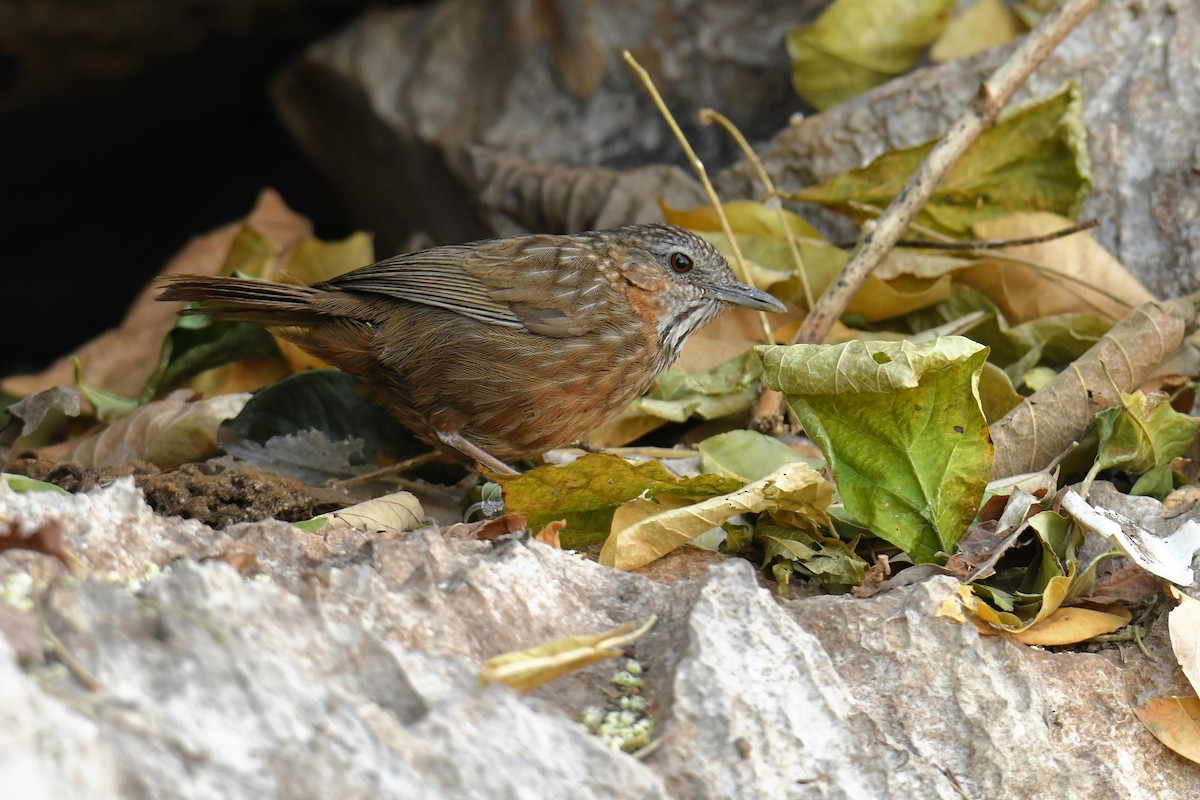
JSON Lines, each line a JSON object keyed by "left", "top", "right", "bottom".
{"left": 759, "top": 337, "right": 993, "bottom": 562}
{"left": 493, "top": 454, "right": 744, "bottom": 549}
{"left": 791, "top": 81, "right": 1091, "bottom": 236}
{"left": 787, "top": 0, "right": 957, "bottom": 110}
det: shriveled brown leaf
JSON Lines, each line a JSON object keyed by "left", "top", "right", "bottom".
{"left": 1085, "top": 562, "right": 1161, "bottom": 605}
{"left": 66, "top": 391, "right": 251, "bottom": 469}
{"left": 445, "top": 512, "right": 529, "bottom": 542}
{"left": 991, "top": 295, "right": 1197, "bottom": 479}
{"left": 205, "top": 542, "right": 259, "bottom": 575}
{"left": 0, "top": 386, "right": 83, "bottom": 465}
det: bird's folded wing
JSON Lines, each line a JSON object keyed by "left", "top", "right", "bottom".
{"left": 323, "top": 242, "right": 612, "bottom": 339}
{"left": 323, "top": 246, "right": 527, "bottom": 329}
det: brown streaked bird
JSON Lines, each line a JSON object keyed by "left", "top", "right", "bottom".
{"left": 157, "top": 223, "right": 786, "bottom": 474}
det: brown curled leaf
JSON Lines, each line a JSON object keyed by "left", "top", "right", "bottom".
{"left": 990, "top": 295, "right": 1198, "bottom": 479}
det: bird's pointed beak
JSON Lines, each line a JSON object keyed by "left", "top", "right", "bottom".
{"left": 709, "top": 281, "right": 787, "bottom": 313}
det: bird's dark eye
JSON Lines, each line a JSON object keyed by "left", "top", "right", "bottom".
{"left": 669, "top": 252, "right": 693, "bottom": 273}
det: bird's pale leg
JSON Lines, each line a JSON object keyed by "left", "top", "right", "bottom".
{"left": 436, "top": 431, "right": 519, "bottom": 475}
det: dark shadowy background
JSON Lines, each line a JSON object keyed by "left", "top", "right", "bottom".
{"left": 0, "top": 1, "right": 426, "bottom": 378}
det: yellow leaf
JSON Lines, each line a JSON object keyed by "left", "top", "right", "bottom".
{"left": 1135, "top": 696, "right": 1200, "bottom": 765}
{"left": 1169, "top": 587, "right": 1200, "bottom": 696}
{"left": 1012, "top": 605, "right": 1132, "bottom": 646}
{"left": 787, "top": 0, "right": 957, "bottom": 109}
{"left": 930, "top": 0, "right": 1025, "bottom": 63}
{"left": 282, "top": 232, "right": 374, "bottom": 285}
{"left": 480, "top": 616, "right": 656, "bottom": 692}
{"left": 960, "top": 212, "right": 1154, "bottom": 323}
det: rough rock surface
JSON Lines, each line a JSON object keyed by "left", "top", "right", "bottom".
{"left": 270, "top": 0, "right": 822, "bottom": 251}
{"left": 2, "top": 478, "right": 1197, "bottom": 798}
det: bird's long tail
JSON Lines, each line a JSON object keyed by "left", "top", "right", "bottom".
{"left": 157, "top": 275, "right": 324, "bottom": 327}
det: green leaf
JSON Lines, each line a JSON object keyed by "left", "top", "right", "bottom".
{"left": 757, "top": 521, "right": 867, "bottom": 593}
{"left": 2, "top": 473, "right": 70, "bottom": 495}
{"left": 759, "top": 336, "right": 994, "bottom": 562}
{"left": 791, "top": 81, "right": 1091, "bottom": 235}
{"left": 71, "top": 356, "right": 138, "bottom": 422}
{"left": 787, "top": 0, "right": 957, "bottom": 110}
{"left": 140, "top": 317, "right": 282, "bottom": 402}
{"left": 1086, "top": 389, "right": 1200, "bottom": 498}
{"left": 493, "top": 454, "right": 744, "bottom": 549}
{"left": 221, "top": 370, "right": 425, "bottom": 462}
{"left": 697, "top": 429, "right": 815, "bottom": 482}
{"left": 631, "top": 350, "right": 763, "bottom": 423}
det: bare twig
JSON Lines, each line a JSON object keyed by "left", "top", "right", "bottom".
{"left": 794, "top": 0, "right": 1101, "bottom": 345}
{"left": 831, "top": 219, "right": 1099, "bottom": 251}
{"left": 330, "top": 450, "right": 445, "bottom": 490}
{"left": 623, "top": 51, "right": 774, "bottom": 345}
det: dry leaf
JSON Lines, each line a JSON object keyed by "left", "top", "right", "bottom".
{"left": 1063, "top": 490, "right": 1200, "bottom": 586}
{"left": 67, "top": 391, "right": 251, "bottom": 469}
{"left": 0, "top": 520, "right": 71, "bottom": 568}
{"left": 1169, "top": 588, "right": 1200, "bottom": 696}
{"left": 205, "top": 542, "right": 258, "bottom": 574}
{"left": 2, "top": 189, "right": 312, "bottom": 398}
{"left": 479, "top": 616, "right": 656, "bottom": 692}
{"left": 959, "top": 213, "right": 1153, "bottom": 324}
{"left": 1135, "top": 696, "right": 1200, "bottom": 765}
{"left": 535, "top": 520, "right": 566, "bottom": 548}
{"left": 990, "top": 296, "right": 1195, "bottom": 478}
{"left": 303, "top": 491, "right": 425, "bottom": 534}
{"left": 930, "top": 0, "right": 1024, "bottom": 62}
{"left": 1087, "top": 562, "right": 1162, "bottom": 605}
{"left": 1011, "top": 605, "right": 1131, "bottom": 646}
{"left": 600, "top": 461, "right": 832, "bottom": 571}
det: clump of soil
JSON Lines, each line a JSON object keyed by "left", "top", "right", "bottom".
{"left": 8, "top": 456, "right": 318, "bottom": 528}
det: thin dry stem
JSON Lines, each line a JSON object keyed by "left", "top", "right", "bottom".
{"left": 699, "top": 108, "right": 814, "bottom": 312}
{"left": 623, "top": 51, "right": 774, "bottom": 345}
